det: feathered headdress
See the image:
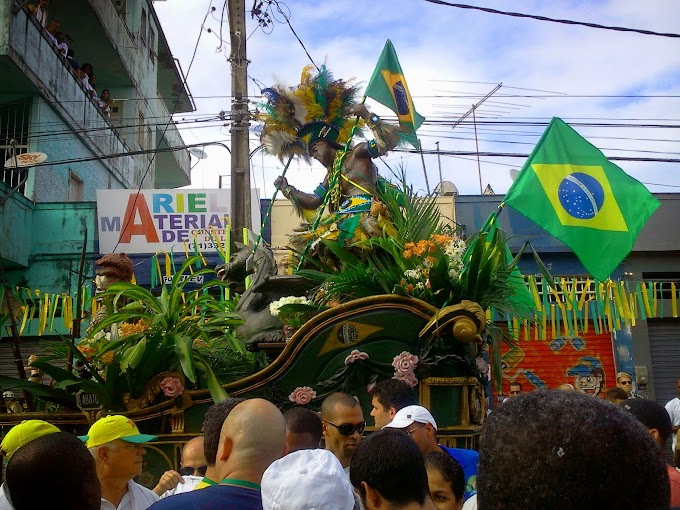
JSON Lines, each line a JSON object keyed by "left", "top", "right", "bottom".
{"left": 255, "top": 65, "right": 362, "bottom": 162}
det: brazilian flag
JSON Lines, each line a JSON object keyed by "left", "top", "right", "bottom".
{"left": 365, "top": 40, "right": 424, "bottom": 148}
{"left": 505, "top": 117, "right": 660, "bottom": 281}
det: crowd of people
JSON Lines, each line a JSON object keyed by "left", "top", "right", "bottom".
{"left": 0, "top": 376, "right": 678, "bottom": 509}
{"left": 27, "top": 0, "right": 112, "bottom": 116}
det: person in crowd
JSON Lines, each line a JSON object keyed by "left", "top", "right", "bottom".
{"left": 66, "top": 48, "right": 80, "bottom": 70}
{"left": 478, "top": 390, "right": 669, "bottom": 509}
{"left": 385, "top": 405, "right": 477, "bottom": 501}
{"left": 0, "top": 419, "right": 60, "bottom": 510}
{"left": 425, "top": 451, "right": 465, "bottom": 510}
{"left": 621, "top": 398, "right": 680, "bottom": 507}
{"left": 507, "top": 381, "right": 522, "bottom": 398}
{"left": 665, "top": 377, "right": 680, "bottom": 453}
{"left": 6, "top": 432, "right": 100, "bottom": 510}
{"left": 261, "top": 448, "right": 355, "bottom": 510}
{"left": 606, "top": 386, "right": 629, "bottom": 405}
{"left": 81, "top": 415, "right": 159, "bottom": 510}
{"left": 55, "top": 31, "right": 68, "bottom": 57}
{"left": 320, "top": 392, "right": 366, "bottom": 472}
{"left": 195, "top": 397, "right": 245, "bottom": 489}
{"left": 283, "top": 406, "right": 322, "bottom": 453}
{"left": 99, "top": 89, "right": 112, "bottom": 116}
{"left": 157, "top": 437, "right": 207, "bottom": 498}
{"left": 27, "top": 0, "right": 48, "bottom": 27}
{"left": 148, "top": 398, "right": 287, "bottom": 510}
{"left": 79, "top": 63, "right": 96, "bottom": 96}
{"left": 557, "top": 383, "right": 575, "bottom": 391}
{"left": 369, "top": 378, "right": 418, "bottom": 429}
{"left": 45, "top": 20, "right": 59, "bottom": 45}
{"left": 617, "top": 371, "right": 642, "bottom": 398}
{"left": 350, "top": 429, "right": 435, "bottom": 510}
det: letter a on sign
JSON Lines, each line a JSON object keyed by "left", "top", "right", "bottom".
{"left": 119, "top": 194, "right": 159, "bottom": 243}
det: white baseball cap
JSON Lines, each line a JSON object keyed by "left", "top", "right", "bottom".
{"left": 383, "top": 405, "right": 438, "bottom": 430}
{"left": 261, "top": 449, "right": 355, "bottom": 510}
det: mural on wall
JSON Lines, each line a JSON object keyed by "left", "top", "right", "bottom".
{"left": 495, "top": 330, "right": 615, "bottom": 399}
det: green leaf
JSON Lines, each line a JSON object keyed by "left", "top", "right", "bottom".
{"left": 120, "top": 337, "right": 148, "bottom": 372}
{"left": 0, "top": 376, "right": 77, "bottom": 407}
{"left": 195, "top": 355, "right": 228, "bottom": 403}
{"left": 172, "top": 334, "right": 196, "bottom": 383}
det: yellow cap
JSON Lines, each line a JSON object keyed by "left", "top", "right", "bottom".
{"left": 79, "top": 415, "right": 157, "bottom": 448}
{"left": 1, "top": 420, "right": 60, "bottom": 458}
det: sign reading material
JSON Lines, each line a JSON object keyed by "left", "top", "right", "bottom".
{"left": 96, "top": 189, "right": 260, "bottom": 254}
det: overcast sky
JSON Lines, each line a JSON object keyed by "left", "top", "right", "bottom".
{"left": 154, "top": 0, "right": 680, "bottom": 198}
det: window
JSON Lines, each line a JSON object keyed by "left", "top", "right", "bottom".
{"left": 137, "top": 110, "right": 145, "bottom": 149}
{"left": 140, "top": 8, "right": 147, "bottom": 45}
{"left": 68, "top": 171, "right": 83, "bottom": 201}
{"left": 148, "top": 27, "right": 156, "bottom": 62}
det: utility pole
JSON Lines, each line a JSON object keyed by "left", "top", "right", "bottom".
{"left": 227, "top": 0, "right": 251, "bottom": 237}
{"left": 435, "top": 141, "right": 443, "bottom": 192}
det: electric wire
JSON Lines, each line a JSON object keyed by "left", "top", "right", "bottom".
{"left": 422, "top": 0, "right": 680, "bottom": 38}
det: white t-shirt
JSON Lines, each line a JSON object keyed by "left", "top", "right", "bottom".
{"left": 101, "top": 480, "right": 159, "bottom": 510}
{"left": 160, "top": 475, "right": 202, "bottom": 498}
{"left": 462, "top": 494, "right": 478, "bottom": 510}
{"left": 0, "top": 483, "right": 14, "bottom": 510}
{"left": 666, "top": 397, "right": 680, "bottom": 451}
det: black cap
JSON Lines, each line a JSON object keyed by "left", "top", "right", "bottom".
{"left": 620, "top": 399, "right": 672, "bottom": 441}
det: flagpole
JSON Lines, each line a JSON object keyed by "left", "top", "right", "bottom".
{"left": 418, "top": 139, "right": 431, "bottom": 194}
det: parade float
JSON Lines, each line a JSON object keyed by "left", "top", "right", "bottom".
{"left": 0, "top": 44, "right": 663, "bottom": 488}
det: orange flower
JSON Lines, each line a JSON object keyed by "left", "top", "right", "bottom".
{"left": 405, "top": 284, "right": 415, "bottom": 293}
{"left": 100, "top": 351, "right": 115, "bottom": 365}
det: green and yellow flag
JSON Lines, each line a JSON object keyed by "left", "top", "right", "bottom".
{"left": 365, "top": 40, "right": 424, "bottom": 148}
{"left": 504, "top": 117, "right": 660, "bottom": 281}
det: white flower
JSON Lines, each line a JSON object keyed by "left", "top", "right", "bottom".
{"left": 269, "top": 296, "right": 312, "bottom": 316}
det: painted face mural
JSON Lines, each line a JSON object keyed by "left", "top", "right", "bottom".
{"left": 567, "top": 356, "right": 605, "bottom": 397}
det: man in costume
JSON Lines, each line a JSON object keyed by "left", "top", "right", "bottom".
{"left": 258, "top": 66, "right": 402, "bottom": 255}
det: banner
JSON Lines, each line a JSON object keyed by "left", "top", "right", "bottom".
{"left": 96, "top": 189, "right": 260, "bottom": 254}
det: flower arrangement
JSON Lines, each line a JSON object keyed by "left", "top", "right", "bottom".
{"left": 289, "top": 386, "right": 317, "bottom": 405}
{"left": 269, "top": 296, "right": 321, "bottom": 328}
{"left": 344, "top": 349, "right": 369, "bottom": 365}
{"left": 159, "top": 376, "right": 184, "bottom": 398}
{"left": 392, "top": 351, "right": 419, "bottom": 387}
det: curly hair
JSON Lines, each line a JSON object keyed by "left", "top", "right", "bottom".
{"left": 478, "top": 390, "right": 669, "bottom": 510}
{"left": 202, "top": 398, "right": 246, "bottom": 465}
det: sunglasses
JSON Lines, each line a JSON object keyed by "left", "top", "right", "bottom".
{"left": 179, "top": 465, "right": 207, "bottom": 477}
{"left": 324, "top": 420, "right": 366, "bottom": 436}
{"left": 509, "top": 391, "right": 521, "bottom": 395}
{"left": 406, "top": 424, "right": 425, "bottom": 436}
{"left": 619, "top": 381, "right": 632, "bottom": 385}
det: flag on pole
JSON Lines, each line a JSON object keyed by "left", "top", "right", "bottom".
{"left": 504, "top": 117, "right": 660, "bottom": 281}
{"left": 365, "top": 40, "right": 424, "bottom": 148}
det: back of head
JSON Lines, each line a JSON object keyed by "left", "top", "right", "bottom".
{"left": 203, "top": 397, "right": 245, "bottom": 465}
{"left": 320, "top": 392, "right": 359, "bottom": 420}
{"left": 262, "top": 449, "right": 355, "bottom": 510}
{"left": 7, "top": 432, "right": 100, "bottom": 510}
{"left": 370, "top": 379, "right": 418, "bottom": 411}
{"left": 425, "top": 450, "right": 465, "bottom": 503}
{"left": 284, "top": 407, "right": 322, "bottom": 450}
{"left": 606, "top": 386, "right": 628, "bottom": 402}
{"left": 479, "top": 390, "right": 669, "bottom": 510}
{"left": 218, "top": 399, "right": 286, "bottom": 476}
{"left": 350, "top": 428, "right": 429, "bottom": 507}
{"left": 620, "top": 399, "right": 673, "bottom": 443}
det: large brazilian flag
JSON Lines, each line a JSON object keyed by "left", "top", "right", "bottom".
{"left": 505, "top": 117, "right": 660, "bottom": 281}
{"left": 365, "top": 40, "right": 424, "bottom": 148}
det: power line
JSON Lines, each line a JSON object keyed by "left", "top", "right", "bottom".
{"left": 422, "top": 0, "right": 680, "bottom": 38}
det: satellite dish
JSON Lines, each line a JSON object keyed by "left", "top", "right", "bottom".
{"left": 188, "top": 148, "right": 208, "bottom": 160}
{"left": 439, "top": 180, "right": 458, "bottom": 196}
{"left": 509, "top": 169, "right": 520, "bottom": 181}
{"left": 4, "top": 152, "right": 47, "bottom": 168}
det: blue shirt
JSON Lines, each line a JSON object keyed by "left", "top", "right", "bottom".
{"left": 440, "top": 444, "right": 479, "bottom": 500}
{"left": 148, "top": 482, "right": 262, "bottom": 510}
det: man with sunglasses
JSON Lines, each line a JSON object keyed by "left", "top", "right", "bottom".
{"left": 384, "top": 405, "right": 479, "bottom": 502}
{"left": 157, "top": 437, "right": 207, "bottom": 498}
{"left": 320, "top": 392, "right": 366, "bottom": 473}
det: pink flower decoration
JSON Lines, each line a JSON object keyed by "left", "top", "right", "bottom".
{"left": 392, "top": 351, "right": 419, "bottom": 374}
{"left": 344, "top": 349, "right": 369, "bottom": 365}
{"left": 288, "top": 386, "right": 317, "bottom": 405}
{"left": 159, "top": 376, "right": 184, "bottom": 398}
{"left": 394, "top": 371, "right": 418, "bottom": 388}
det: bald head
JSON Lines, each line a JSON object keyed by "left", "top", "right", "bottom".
{"left": 181, "top": 436, "right": 206, "bottom": 468}
{"left": 216, "top": 398, "right": 286, "bottom": 482}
